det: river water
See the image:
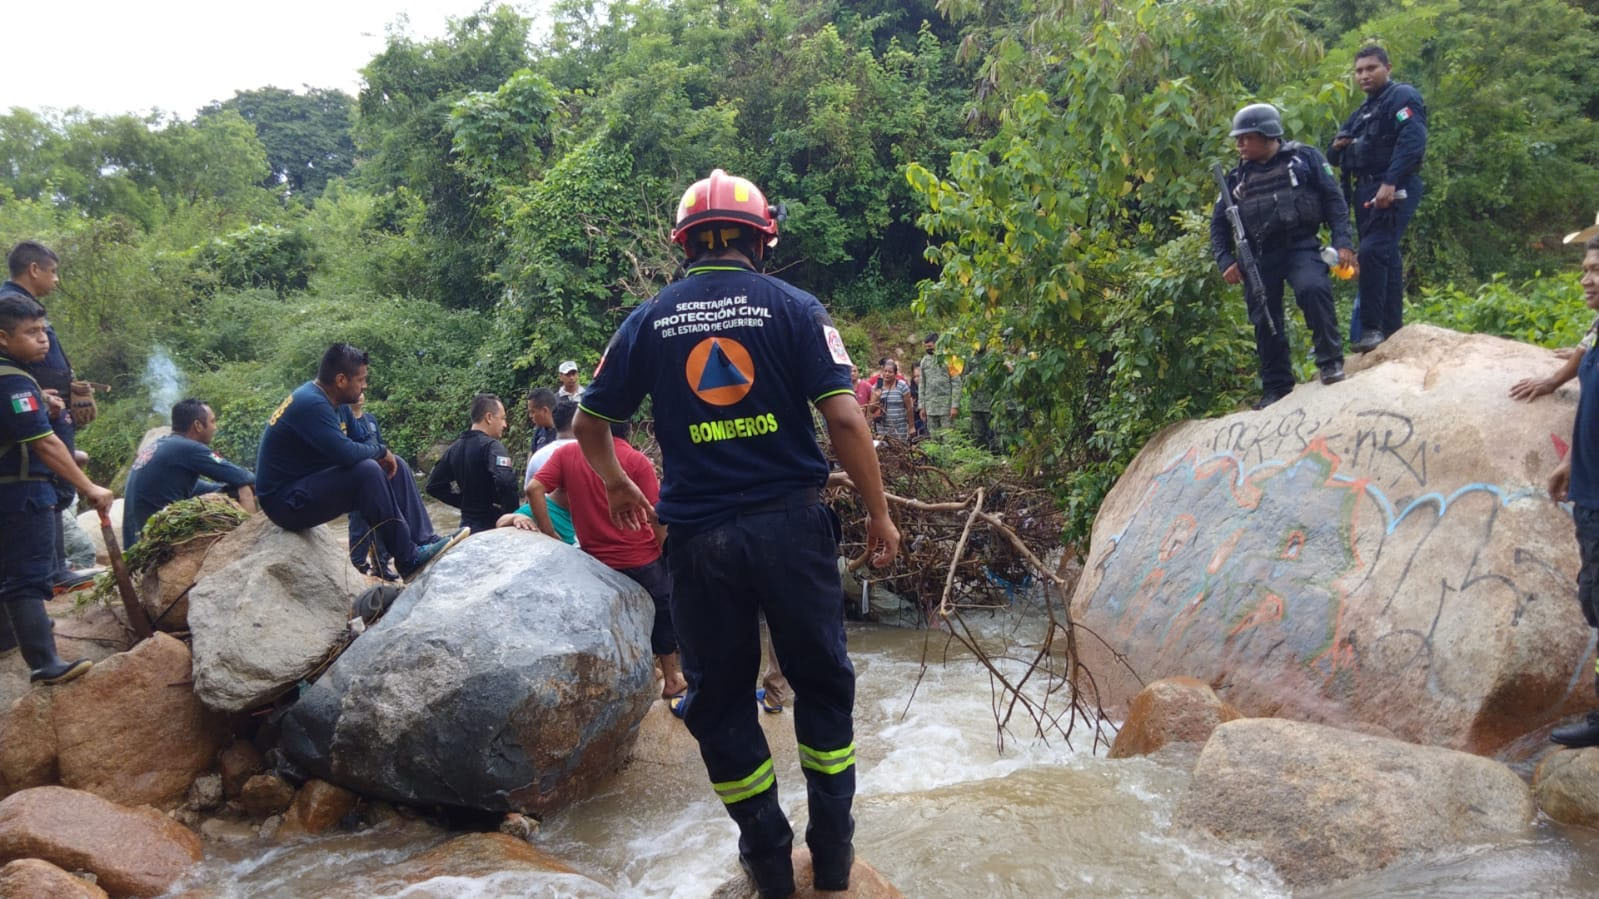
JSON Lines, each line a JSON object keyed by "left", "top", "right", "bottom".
{"left": 174, "top": 606, "right": 1599, "bottom": 897}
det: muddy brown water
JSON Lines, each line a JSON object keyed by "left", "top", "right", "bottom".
{"left": 172, "top": 579, "right": 1599, "bottom": 896}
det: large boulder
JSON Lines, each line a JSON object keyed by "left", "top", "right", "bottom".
{"left": 1107, "top": 676, "right": 1241, "bottom": 759}
{"left": 188, "top": 514, "right": 366, "bottom": 712}
{"left": 1070, "top": 326, "right": 1592, "bottom": 753}
{"left": 280, "top": 528, "right": 655, "bottom": 814}
{"left": 0, "top": 785, "right": 203, "bottom": 897}
{"left": 1178, "top": 718, "right": 1534, "bottom": 887}
{"left": 0, "top": 633, "right": 227, "bottom": 807}
{"left": 137, "top": 532, "right": 227, "bottom": 632}
{"left": 1533, "top": 748, "right": 1599, "bottom": 829}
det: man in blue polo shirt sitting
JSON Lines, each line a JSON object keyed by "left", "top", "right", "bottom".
{"left": 255, "top": 343, "right": 465, "bottom": 579}
{"left": 123, "top": 398, "right": 257, "bottom": 547}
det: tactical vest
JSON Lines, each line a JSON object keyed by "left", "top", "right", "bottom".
{"left": 1233, "top": 143, "right": 1323, "bottom": 245}
{"left": 1343, "top": 87, "right": 1403, "bottom": 177}
{"left": 0, "top": 363, "right": 52, "bottom": 484}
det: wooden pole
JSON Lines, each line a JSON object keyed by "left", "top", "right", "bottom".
{"left": 98, "top": 510, "right": 153, "bottom": 640}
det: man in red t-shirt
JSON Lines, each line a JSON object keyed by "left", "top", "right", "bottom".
{"left": 528, "top": 419, "right": 687, "bottom": 699}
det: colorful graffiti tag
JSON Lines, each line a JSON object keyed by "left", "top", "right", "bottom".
{"left": 1093, "top": 417, "right": 1546, "bottom": 695}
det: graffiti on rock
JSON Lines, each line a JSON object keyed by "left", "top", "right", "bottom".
{"left": 1094, "top": 432, "right": 1545, "bottom": 692}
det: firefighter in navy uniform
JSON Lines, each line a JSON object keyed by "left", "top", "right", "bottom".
{"left": 1329, "top": 45, "right": 1427, "bottom": 351}
{"left": 1211, "top": 102, "right": 1355, "bottom": 410}
{"left": 573, "top": 170, "right": 899, "bottom": 898}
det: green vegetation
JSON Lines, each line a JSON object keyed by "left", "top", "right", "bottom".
{"left": 3, "top": 0, "right": 1596, "bottom": 550}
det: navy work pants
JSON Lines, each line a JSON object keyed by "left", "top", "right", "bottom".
{"left": 348, "top": 457, "right": 435, "bottom": 569}
{"left": 1355, "top": 176, "right": 1422, "bottom": 337}
{"left": 1575, "top": 504, "right": 1599, "bottom": 698}
{"left": 261, "top": 458, "right": 425, "bottom": 571}
{"left": 1253, "top": 246, "right": 1343, "bottom": 397}
{"left": 666, "top": 492, "right": 856, "bottom": 870}
{"left": 619, "top": 556, "right": 677, "bottom": 656}
{"left": 0, "top": 500, "right": 56, "bottom": 654}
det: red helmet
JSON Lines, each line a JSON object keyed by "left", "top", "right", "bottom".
{"left": 670, "top": 169, "right": 779, "bottom": 249}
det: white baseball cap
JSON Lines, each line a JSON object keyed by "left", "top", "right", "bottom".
{"left": 558, "top": 360, "right": 579, "bottom": 374}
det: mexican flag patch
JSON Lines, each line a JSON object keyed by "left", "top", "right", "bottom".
{"left": 1323, "top": 162, "right": 1335, "bottom": 176}
{"left": 1396, "top": 107, "right": 1413, "bottom": 123}
{"left": 10, "top": 392, "right": 39, "bottom": 413}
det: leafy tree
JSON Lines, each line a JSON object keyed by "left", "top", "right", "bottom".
{"left": 908, "top": 0, "right": 1343, "bottom": 542}
{"left": 355, "top": 5, "right": 534, "bottom": 308}
{"left": 204, "top": 87, "right": 357, "bottom": 199}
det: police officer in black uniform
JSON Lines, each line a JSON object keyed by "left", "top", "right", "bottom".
{"left": 1212, "top": 103, "right": 1355, "bottom": 409}
{"left": 573, "top": 169, "right": 899, "bottom": 898}
{"left": 425, "top": 392, "right": 519, "bottom": 533}
{"left": 1329, "top": 45, "right": 1427, "bottom": 352}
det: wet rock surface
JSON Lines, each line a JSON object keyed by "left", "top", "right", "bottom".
{"left": 709, "top": 848, "right": 904, "bottom": 898}
{"left": 0, "top": 785, "right": 203, "bottom": 897}
{"left": 281, "top": 529, "right": 655, "bottom": 815}
{"left": 1178, "top": 718, "right": 1534, "bottom": 887}
{"left": 1072, "top": 326, "right": 1594, "bottom": 753}
{"left": 1108, "top": 676, "right": 1242, "bottom": 759}
{"left": 0, "top": 857, "right": 108, "bottom": 898}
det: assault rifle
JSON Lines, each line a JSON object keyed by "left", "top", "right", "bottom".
{"left": 1211, "top": 163, "right": 1277, "bottom": 336}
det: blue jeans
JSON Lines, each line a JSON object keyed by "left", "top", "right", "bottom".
{"left": 666, "top": 492, "right": 855, "bottom": 867}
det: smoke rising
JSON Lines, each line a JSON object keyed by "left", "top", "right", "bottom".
{"left": 142, "top": 347, "right": 184, "bottom": 417}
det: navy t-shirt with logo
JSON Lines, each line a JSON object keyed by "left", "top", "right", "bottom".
{"left": 1571, "top": 346, "right": 1599, "bottom": 509}
{"left": 580, "top": 263, "right": 854, "bottom": 532}
{"left": 0, "top": 353, "right": 57, "bottom": 512}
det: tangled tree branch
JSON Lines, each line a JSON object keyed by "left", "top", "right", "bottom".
{"left": 826, "top": 434, "right": 1135, "bottom": 753}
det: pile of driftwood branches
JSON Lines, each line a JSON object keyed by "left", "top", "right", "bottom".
{"left": 827, "top": 434, "right": 1124, "bottom": 752}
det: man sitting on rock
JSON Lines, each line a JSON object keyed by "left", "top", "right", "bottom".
{"left": 528, "top": 419, "right": 687, "bottom": 701}
{"left": 255, "top": 343, "right": 466, "bottom": 580}
{"left": 0, "top": 292, "right": 110, "bottom": 684}
{"left": 341, "top": 392, "right": 437, "bottom": 579}
{"left": 498, "top": 396, "right": 579, "bottom": 544}
{"left": 426, "top": 393, "right": 520, "bottom": 533}
{"left": 122, "top": 398, "right": 257, "bottom": 546}
{"left": 1546, "top": 233, "right": 1599, "bottom": 747}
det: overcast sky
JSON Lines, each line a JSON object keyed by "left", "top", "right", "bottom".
{"left": 2, "top": 0, "right": 547, "bottom": 119}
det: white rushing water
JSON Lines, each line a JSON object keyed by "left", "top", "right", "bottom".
{"left": 176, "top": 612, "right": 1599, "bottom": 897}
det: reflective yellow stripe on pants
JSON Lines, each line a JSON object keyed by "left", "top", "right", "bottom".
{"left": 712, "top": 758, "right": 776, "bottom": 805}
{"left": 797, "top": 742, "right": 856, "bottom": 776}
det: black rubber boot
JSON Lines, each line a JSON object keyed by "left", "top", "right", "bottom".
{"left": 810, "top": 843, "right": 854, "bottom": 892}
{"left": 739, "top": 850, "right": 796, "bottom": 899}
{"left": 4, "top": 600, "right": 91, "bottom": 685}
{"left": 1552, "top": 711, "right": 1599, "bottom": 748}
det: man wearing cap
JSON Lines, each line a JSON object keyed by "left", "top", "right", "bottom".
{"left": 917, "top": 334, "right": 960, "bottom": 434}
{"left": 556, "top": 360, "right": 584, "bottom": 401}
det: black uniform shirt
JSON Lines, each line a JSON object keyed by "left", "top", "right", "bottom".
{"left": 1209, "top": 142, "right": 1353, "bottom": 273}
{"left": 425, "top": 428, "right": 519, "bottom": 532}
{"left": 0, "top": 351, "right": 56, "bottom": 512}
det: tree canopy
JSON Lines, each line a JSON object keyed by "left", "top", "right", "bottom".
{"left": 2, "top": 0, "right": 1596, "bottom": 546}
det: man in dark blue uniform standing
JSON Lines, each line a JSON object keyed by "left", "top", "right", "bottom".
{"left": 1546, "top": 235, "right": 1599, "bottom": 746}
{"left": 123, "top": 398, "right": 257, "bottom": 546}
{"left": 1329, "top": 45, "right": 1427, "bottom": 352}
{"left": 0, "top": 292, "right": 109, "bottom": 684}
{"left": 255, "top": 343, "right": 464, "bottom": 580}
{"left": 0, "top": 241, "right": 96, "bottom": 591}
{"left": 1212, "top": 103, "right": 1355, "bottom": 409}
{"left": 574, "top": 169, "right": 899, "bottom": 897}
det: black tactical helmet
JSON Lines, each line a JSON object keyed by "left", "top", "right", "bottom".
{"left": 1229, "top": 103, "right": 1284, "bottom": 139}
